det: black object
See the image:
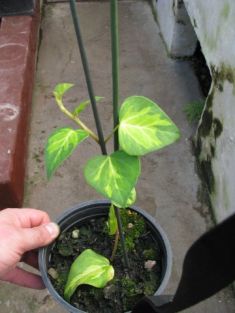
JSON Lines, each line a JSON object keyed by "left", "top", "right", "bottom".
{"left": 132, "top": 213, "right": 235, "bottom": 313}
{"left": 38, "top": 200, "right": 172, "bottom": 313}
{"left": 0, "top": 0, "right": 35, "bottom": 17}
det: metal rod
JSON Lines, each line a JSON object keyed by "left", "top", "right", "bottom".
{"left": 110, "top": 0, "right": 119, "bottom": 151}
{"left": 110, "top": 0, "right": 130, "bottom": 270}
{"left": 69, "top": 0, "right": 107, "bottom": 155}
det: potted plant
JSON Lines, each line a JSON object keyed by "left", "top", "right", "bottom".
{"left": 39, "top": 1, "right": 180, "bottom": 312}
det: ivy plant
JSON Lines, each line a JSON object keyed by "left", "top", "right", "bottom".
{"left": 44, "top": 0, "right": 180, "bottom": 303}
{"left": 45, "top": 83, "right": 180, "bottom": 300}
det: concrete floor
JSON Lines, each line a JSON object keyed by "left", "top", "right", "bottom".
{"left": 0, "top": 1, "right": 234, "bottom": 312}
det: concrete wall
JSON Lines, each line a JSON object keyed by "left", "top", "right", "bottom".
{"left": 156, "top": 0, "right": 235, "bottom": 222}
{"left": 156, "top": 0, "right": 197, "bottom": 57}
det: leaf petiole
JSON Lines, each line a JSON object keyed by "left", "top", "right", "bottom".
{"left": 55, "top": 97, "right": 99, "bottom": 143}
{"left": 104, "top": 124, "right": 119, "bottom": 143}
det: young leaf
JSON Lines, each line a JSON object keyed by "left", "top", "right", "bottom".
{"left": 119, "top": 96, "right": 180, "bottom": 156}
{"left": 107, "top": 204, "right": 118, "bottom": 235}
{"left": 53, "top": 83, "right": 74, "bottom": 101}
{"left": 45, "top": 127, "right": 89, "bottom": 179}
{"left": 64, "top": 249, "right": 114, "bottom": 302}
{"left": 73, "top": 97, "right": 104, "bottom": 116}
{"left": 84, "top": 150, "right": 140, "bottom": 208}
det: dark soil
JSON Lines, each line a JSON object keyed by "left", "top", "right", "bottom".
{"left": 48, "top": 209, "right": 163, "bottom": 313}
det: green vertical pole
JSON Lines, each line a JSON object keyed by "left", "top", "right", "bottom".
{"left": 111, "top": 0, "right": 130, "bottom": 269}
{"left": 110, "top": 0, "right": 119, "bottom": 151}
{"left": 69, "top": 0, "right": 107, "bottom": 155}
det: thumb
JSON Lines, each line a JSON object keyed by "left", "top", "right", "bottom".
{"left": 21, "top": 223, "right": 60, "bottom": 252}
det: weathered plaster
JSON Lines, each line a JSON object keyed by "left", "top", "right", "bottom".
{"left": 196, "top": 76, "right": 235, "bottom": 222}
{"left": 183, "top": 0, "right": 235, "bottom": 221}
{"left": 156, "top": 0, "right": 235, "bottom": 221}
{"left": 184, "top": 1, "right": 235, "bottom": 67}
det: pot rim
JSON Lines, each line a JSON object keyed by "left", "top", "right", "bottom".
{"left": 39, "top": 199, "right": 172, "bottom": 313}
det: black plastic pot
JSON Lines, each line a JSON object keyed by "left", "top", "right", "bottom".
{"left": 39, "top": 200, "right": 172, "bottom": 313}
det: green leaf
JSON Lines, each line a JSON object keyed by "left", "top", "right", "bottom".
{"left": 84, "top": 150, "right": 140, "bottom": 208}
{"left": 107, "top": 189, "right": 136, "bottom": 235}
{"left": 119, "top": 96, "right": 180, "bottom": 156}
{"left": 64, "top": 249, "right": 114, "bottom": 302}
{"left": 112, "top": 188, "right": 136, "bottom": 208}
{"left": 53, "top": 83, "right": 74, "bottom": 101}
{"left": 45, "top": 127, "right": 89, "bottom": 179}
{"left": 107, "top": 204, "right": 118, "bottom": 235}
{"left": 73, "top": 97, "right": 104, "bottom": 116}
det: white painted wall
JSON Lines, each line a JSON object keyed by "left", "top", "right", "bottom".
{"left": 156, "top": 0, "right": 197, "bottom": 57}
{"left": 156, "top": 0, "right": 235, "bottom": 222}
{"left": 185, "top": 0, "right": 235, "bottom": 222}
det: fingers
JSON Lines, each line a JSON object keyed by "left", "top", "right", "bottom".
{"left": 0, "top": 208, "right": 51, "bottom": 228}
{"left": 2, "top": 267, "right": 45, "bottom": 289}
{"left": 21, "top": 222, "right": 60, "bottom": 252}
{"left": 15, "top": 209, "right": 51, "bottom": 228}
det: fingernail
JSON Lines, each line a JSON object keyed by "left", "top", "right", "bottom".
{"left": 45, "top": 223, "right": 60, "bottom": 238}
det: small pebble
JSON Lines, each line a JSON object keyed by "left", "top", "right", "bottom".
{"left": 103, "top": 285, "right": 116, "bottom": 299}
{"left": 144, "top": 260, "right": 156, "bottom": 271}
{"left": 48, "top": 268, "right": 59, "bottom": 279}
{"left": 72, "top": 229, "right": 80, "bottom": 239}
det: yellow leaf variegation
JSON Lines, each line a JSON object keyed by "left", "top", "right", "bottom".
{"left": 84, "top": 151, "right": 140, "bottom": 208}
{"left": 119, "top": 96, "right": 180, "bottom": 156}
{"left": 64, "top": 249, "right": 114, "bottom": 301}
{"left": 45, "top": 127, "right": 89, "bottom": 179}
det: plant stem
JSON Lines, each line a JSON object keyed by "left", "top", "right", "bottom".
{"left": 110, "top": 0, "right": 119, "bottom": 151}
{"left": 57, "top": 99, "right": 99, "bottom": 143}
{"left": 114, "top": 206, "right": 130, "bottom": 269}
{"left": 104, "top": 124, "right": 119, "bottom": 143}
{"left": 110, "top": 0, "right": 130, "bottom": 270}
{"left": 110, "top": 230, "right": 119, "bottom": 262}
{"left": 69, "top": 0, "right": 107, "bottom": 155}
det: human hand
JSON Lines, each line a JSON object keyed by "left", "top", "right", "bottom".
{"left": 0, "top": 208, "right": 60, "bottom": 289}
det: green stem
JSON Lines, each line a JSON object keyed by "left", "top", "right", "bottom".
{"left": 110, "top": 229, "right": 119, "bottom": 262}
{"left": 57, "top": 99, "right": 99, "bottom": 143}
{"left": 104, "top": 124, "right": 119, "bottom": 143}
{"left": 114, "top": 206, "right": 130, "bottom": 269}
{"left": 110, "top": 0, "right": 130, "bottom": 270}
{"left": 111, "top": 0, "right": 119, "bottom": 151}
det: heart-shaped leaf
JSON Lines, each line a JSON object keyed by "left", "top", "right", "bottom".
{"left": 64, "top": 249, "right": 114, "bottom": 302}
{"left": 84, "top": 151, "right": 140, "bottom": 208}
{"left": 119, "top": 96, "right": 180, "bottom": 156}
{"left": 73, "top": 97, "right": 104, "bottom": 116}
{"left": 45, "top": 127, "right": 88, "bottom": 179}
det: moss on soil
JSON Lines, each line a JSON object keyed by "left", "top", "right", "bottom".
{"left": 48, "top": 210, "right": 162, "bottom": 313}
